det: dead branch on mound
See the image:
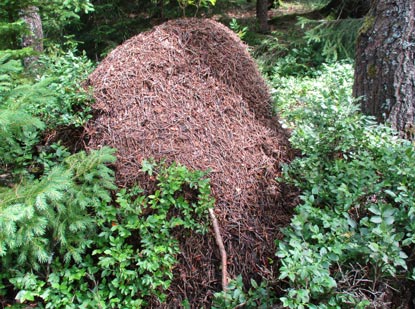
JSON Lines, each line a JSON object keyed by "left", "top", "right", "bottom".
{"left": 209, "top": 208, "right": 228, "bottom": 291}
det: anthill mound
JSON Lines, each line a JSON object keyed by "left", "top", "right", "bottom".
{"left": 85, "top": 18, "right": 295, "bottom": 306}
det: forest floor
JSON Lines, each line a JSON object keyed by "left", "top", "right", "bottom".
{"left": 212, "top": 0, "right": 316, "bottom": 30}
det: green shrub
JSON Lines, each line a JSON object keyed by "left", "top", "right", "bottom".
{"left": 0, "top": 147, "right": 116, "bottom": 269}
{"left": 27, "top": 47, "right": 95, "bottom": 128}
{"left": 297, "top": 17, "right": 363, "bottom": 61}
{"left": 229, "top": 18, "right": 249, "bottom": 40}
{"left": 212, "top": 275, "right": 277, "bottom": 309}
{"left": 4, "top": 160, "right": 214, "bottom": 307}
{"left": 255, "top": 34, "right": 327, "bottom": 78}
{"left": 0, "top": 46, "right": 95, "bottom": 185}
{"left": 0, "top": 0, "right": 94, "bottom": 51}
{"left": 255, "top": 14, "right": 360, "bottom": 78}
{"left": 88, "top": 160, "right": 213, "bottom": 306}
{"left": 1, "top": 47, "right": 94, "bottom": 128}
{"left": 0, "top": 52, "right": 46, "bottom": 178}
{"left": 177, "top": 0, "right": 216, "bottom": 16}
{"left": 273, "top": 63, "right": 415, "bottom": 307}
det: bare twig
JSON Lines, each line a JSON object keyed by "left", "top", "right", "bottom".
{"left": 209, "top": 208, "right": 228, "bottom": 290}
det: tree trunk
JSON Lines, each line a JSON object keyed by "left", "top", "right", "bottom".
{"left": 353, "top": 0, "right": 415, "bottom": 140}
{"left": 20, "top": 5, "right": 43, "bottom": 67}
{"left": 256, "top": 0, "right": 269, "bottom": 33}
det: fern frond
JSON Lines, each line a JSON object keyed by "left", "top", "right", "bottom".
{"left": 0, "top": 52, "right": 23, "bottom": 75}
{"left": 1, "top": 167, "right": 71, "bottom": 206}
{"left": 0, "top": 241, "right": 6, "bottom": 256}
{"left": 65, "top": 147, "right": 116, "bottom": 178}
{"left": 298, "top": 16, "right": 363, "bottom": 60}
{"left": 0, "top": 148, "right": 117, "bottom": 270}
{"left": 0, "top": 48, "right": 33, "bottom": 61}
{"left": 0, "top": 109, "right": 44, "bottom": 136}
{"left": 0, "top": 52, "right": 23, "bottom": 100}
{"left": 0, "top": 20, "right": 26, "bottom": 38}
{"left": 5, "top": 81, "right": 58, "bottom": 116}
{"left": 31, "top": 238, "right": 50, "bottom": 264}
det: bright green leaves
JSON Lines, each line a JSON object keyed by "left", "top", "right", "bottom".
{"left": 0, "top": 53, "right": 46, "bottom": 177}
{"left": 274, "top": 63, "right": 415, "bottom": 307}
{"left": 60, "top": 0, "right": 94, "bottom": 14}
{"left": 3, "top": 160, "right": 214, "bottom": 307}
{"left": 0, "top": 147, "right": 116, "bottom": 269}
{"left": 0, "top": 53, "right": 23, "bottom": 96}
{"left": 176, "top": 0, "right": 216, "bottom": 16}
{"left": 297, "top": 17, "right": 363, "bottom": 61}
{"left": 276, "top": 205, "right": 351, "bottom": 307}
{"left": 94, "top": 160, "right": 212, "bottom": 306}
{"left": 71, "top": 160, "right": 212, "bottom": 307}
{"left": 0, "top": 0, "right": 94, "bottom": 53}
{"left": 0, "top": 47, "right": 94, "bottom": 184}
{"left": 229, "top": 18, "right": 249, "bottom": 40}
{"left": 31, "top": 49, "right": 95, "bottom": 128}
{"left": 368, "top": 203, "right": 395, "bottom": 225}
{"left": 212, "top": 275, "right": 277, "bottom": 309}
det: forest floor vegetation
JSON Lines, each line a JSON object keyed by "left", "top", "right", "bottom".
{"left": 1, "top": 1, "right": 415, "bottom": 308}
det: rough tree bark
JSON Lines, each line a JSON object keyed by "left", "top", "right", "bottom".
{"left": 256, "top": 0, "right": 269, "bottom": 33}
{"left": 20, "top": 5, "right": 44, "bottom": 67}
{"left": 353, "top": 0, "right": 415, "bottom": 139}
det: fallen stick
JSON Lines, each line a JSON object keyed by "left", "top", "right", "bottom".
{"left": 208, "top": 208, "right": 228, "bottom": 291}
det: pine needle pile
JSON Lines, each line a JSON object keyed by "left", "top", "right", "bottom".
{"left": 85, "top": 18, "right": 296, "bottom": 306}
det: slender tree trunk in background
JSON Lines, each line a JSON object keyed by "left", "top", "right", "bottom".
{"left": 353, "top": 0, "right": 415, "bottom": 140}
{"left": 256, "top": 0, "right": 269, "bottom": 33}
{"left": 20, "top": 5, "right": 44, "bottom": 67}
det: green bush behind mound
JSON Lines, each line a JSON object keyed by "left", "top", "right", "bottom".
{"left": 214, "top": 62, "right": 415, "bottom": 308}
{"left": 274, "top": 62, "right": 415, "bottom": 308}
